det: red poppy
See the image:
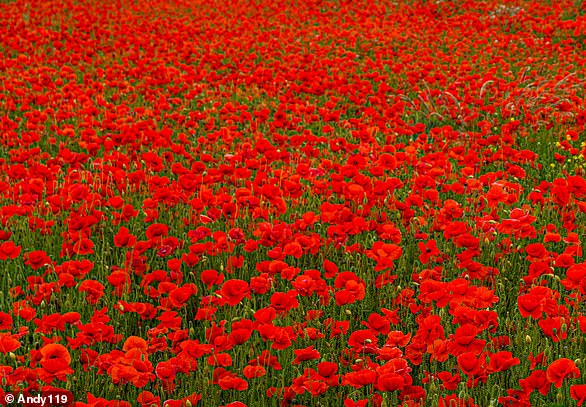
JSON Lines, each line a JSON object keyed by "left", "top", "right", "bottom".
{"left": 517, "top": 293, "right": 544, "bottom": 319}
{"left": 437, "top": 371, "right": 460, "bottom": 391}
{"left": 114, "top": 227, "right": 137, "bottom": 248}
{"left": 0, "top": 333, "right": 20, "bottom": 354}
{"left": 343, "top": 369, "right": 377, "bottom": 388}
{"left": 348, "top": 330, "right": 379, "bottom": 354}
{"left": 145, "top": 223, "right": 169, "bottom": 241}
{"left": 24, "top": 250, "right": 52, "bottom": 270}
{"left": 561, "top": 262, "right": 586, "bottom": 291}
{"left": 457, "top": 351, "right": 486, "bottom": 377}
{"left": 78, "top": 280, "right": 105, "bottom": 304}
{"left": 293, "top": 346, "right": 320, "bottom": 364}
{"left": 447, "top": 324, "right": 487, "bottom": 356}
{"left": 0, "top": 241, "right": 21, "bottom": 260}
{"left": 168, "top": 284, "right": 197, "bottom": 308}
{"left": 571, "top": 384, "right": 586, "bottom": 406}
{"left": 216, "top": 370, "right": 248, "bottom": 391}
{"left": 334, "top": 272, "right": 366, "bottom": 306}
{"left": 123, "top": 336, "right": 148, "bottom": 353}
{"left": 220, "top": 279, "right": 250, "bottom": 306}
{"left": 0, "top": 312, "right": 13, "bottom": 330}
{"left": 487, "top": 351, "right": 520, "bottom": 373}
{"left": 137, "top": 391, "right": 161, "bottom": 407}
{"left": 519, "top": 370, "right": 550, "bottom": 396}
{"left": 546, "top": 358, "right": 581, "bottom": 388}
{"left": 243, "top": 365, "right": 266, "bottom": 379}
{"left": 38, "top": 343, "right": 74, "bottom": 382}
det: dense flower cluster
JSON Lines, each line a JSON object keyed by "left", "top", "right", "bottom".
{"left": 0, "top": 0, "right": 585, "bottom": 406}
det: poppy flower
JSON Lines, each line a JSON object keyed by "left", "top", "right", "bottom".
{"left": 334, "top": 272, "right": 366, "bottom": 305}
{"left": 561, "top": 262, "right": 586, "bottom": 291}
{"left": 571, "top": 384, "right": 586, "bottom": 406}
{"left": 216, "top": 371, "right": 248, "bottom": 391}
{"left": 344, "top": 399, "right": 368, "bottom": 407}
{"left": 546, "top": 358, "right": 581, "bottom": 388}
{"left": 270, "top": 290, "right": 299, "bottom": 314}
{"left": 293, "top": 346, "right": 320, "bottom": 364}
{"left": 114, "top": 227, "right": 137, "bottom": 248}
{"left": 243, "top": 365, "right": 266, "bottom": 379}
{"left": 517, "top": 293, "right": 544, "bottom": 319}
{"left": 343, "top": 369, "right": 377, "bottom": 388}
{"left": 0, "top": 241, "right": 21, "bottom": 260}
{"left": 487, "top": 351, "right": 520, "bottom": 373}
{"left": 145, "top": 223, "right": 169, "bottom": 241}
{"left": 123, "top": 336, "right": 148, "bottom": 353}
{"left": 0, "top": 312, "right": 13, "bottom": 330}
{"left": 220, "top": 279, "right": 250, "bottom": 306}
{"left": 38, "top": 343, "right": 74, "bottom": 383}
{"left": 137, "top": 391, "right": 161, "bottom": 407}
{"left": 168, "top": 284, "right": 197, "bottom": 308}
{"left": 519, "top": 370, "right": 550, "bottom": 396}
{"left": 457, "top": 351, "right": 486, "bottom": 377}
{"left": 376, "top": 373, "right": 405, "bottom": 392}
{"left": 24, "top": 250, "right": 52, "bottom": 270}
{"left": 437, "top": 371, "right": 460, "bottom": 391}
{"left": 78, "top": 280, "right": 105, "bottom": 304}
{"left": 447, "top": 324, "right": 486, "bottom": 356}
{"left": 0, "top": 333, "right": 20, "bottom": 354}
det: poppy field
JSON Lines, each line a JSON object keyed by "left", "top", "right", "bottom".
{"left": 1, "top": 0, "right": 586, "bottom": 406}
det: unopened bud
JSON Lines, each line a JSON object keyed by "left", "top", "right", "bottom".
{"left": 525, "top": 335, "right": 531, "bottom": 344}
{"left": 345, "top": 309, "right": 352, "bottom": 315}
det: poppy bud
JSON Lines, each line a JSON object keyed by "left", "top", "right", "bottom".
{"left": 186, "top": 401, "right": 192, "bottom": 407}
{"left": 575, "top": 359, "right": 581, "bottom": 366}
{"left": 345, "top": 309, "right": 352, "bottom": 315}
{"left": 557, "top": 391, "right": 563, "bottom": 403}
{"left": 561, "top": 324, "right": 567, "bottom": 333}
{"left": 9, "top": 352, "right": 16, "bottom": 360}
{"left": 525, "top": 335, "right": 531, "bottom": 344}
{"left": 189, "top": 327, "right": 195, "bottom": 337}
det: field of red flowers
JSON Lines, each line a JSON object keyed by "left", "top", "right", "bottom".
{"left": 1, "top": 0, "right": 585, "bottom": 406}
